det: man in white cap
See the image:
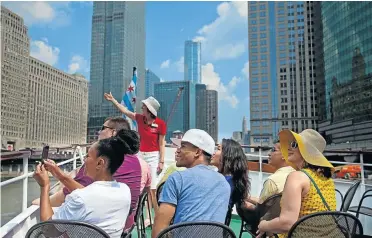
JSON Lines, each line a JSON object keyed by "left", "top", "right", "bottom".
{"left": 104, "top": 93, "right": 167, "bottom": 212}
{"left": 152, "top": 129, "right": 231, "bottom": 238}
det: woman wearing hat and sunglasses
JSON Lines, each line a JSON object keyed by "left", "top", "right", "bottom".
{"left": 104, "top": 93, "right": 166, "bottom": 212}
{"left": 256, "top": 129, "right": 336, "bottom": 238}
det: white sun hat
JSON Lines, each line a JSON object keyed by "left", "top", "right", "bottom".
{"left": 141, "top": 96, "right": 160, "bottom": 117}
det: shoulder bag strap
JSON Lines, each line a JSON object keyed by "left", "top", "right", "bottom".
{"left": 301, "top": 169, "right": 331, "bottom": 211}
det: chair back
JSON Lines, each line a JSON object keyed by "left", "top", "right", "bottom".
{"left": 224, "top": 205, "right": 233, "bottom": 226}
{"left": 341, "top": 180, "right": 361, "bottom": 212}
{"left": 135, "top": 190, "right": 150, "bottom": 238}
{"left": 157, "top": 182, "right": 166, "bottom": 205}
{"left": 156, "top": 221, "right": 237, "bottom": 238}
{"left": 26, "top": 220, "right": 110, "bottom": 238}
{"left": 256, "top": 193, "right": 282, "bottom": 221}
{"left": 287, "top": 211, "right": 363, "bottom": 238}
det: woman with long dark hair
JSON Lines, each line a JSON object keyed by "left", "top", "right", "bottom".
{"left": 211, "top": 138, "right": 251, "bottom": 207}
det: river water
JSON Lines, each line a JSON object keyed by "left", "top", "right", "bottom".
{"left": 1, "top": 177, "right": 58, "bottom": 226}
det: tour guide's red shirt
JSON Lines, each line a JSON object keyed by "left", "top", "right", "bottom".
{"left": 135, "top": 113, "right": 166, "bottom": 152}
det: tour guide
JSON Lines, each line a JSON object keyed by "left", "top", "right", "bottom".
{"left": 104, "top": 92, "right": 166, "bottom": 210}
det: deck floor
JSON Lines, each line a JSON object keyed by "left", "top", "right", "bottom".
{"left": 131, "top": 216, "right": 253, "bottom": 237}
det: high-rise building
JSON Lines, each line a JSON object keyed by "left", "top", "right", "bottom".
{"left": 248, "top": 2, "right": 320, "bottom": 146}
{"left": 27, "top": 57, "right": 88, "bottom": 148}
{"left": 184, "top": 40, "right": 201, "bottom": 83}
{"left": 88, "top": 2, "right": 145, "bottom": 143}
{"left": 145, "top": 69, "right": 160, "bottom": 98}
{"left": 206, "top": 89, "right": 218, "bottom": 142}
{"left": 154, "top": 81, "right": 196, "bottom": 142}
{"left": 1, "top": 6, "right": 30, "bottom": 150}
{"left": 317, "top": 2, "right": 372, "bottom": 147}
{"left": 195, "top": 84, "right": 207, "bottom": 131}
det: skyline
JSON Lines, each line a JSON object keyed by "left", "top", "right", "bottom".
{"left": 3, "top": 1, "right": 249, "bottom": 141}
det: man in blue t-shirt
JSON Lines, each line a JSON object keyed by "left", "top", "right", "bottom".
{"left": 152, "top": 129, "right": 231, "bottom": 238}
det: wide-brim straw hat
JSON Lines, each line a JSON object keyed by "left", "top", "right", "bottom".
{"left": 279, "top": 129, "right": 334, "bottom": 171}
{"left": 142, "top": 96, "right": 160, "bottom": 117}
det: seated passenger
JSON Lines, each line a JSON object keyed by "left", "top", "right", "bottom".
{"left": 257, "top": 129, "right": 336, "bottom": 238}
{"left": 33, "top": 117, "right": 142, "bottom": 231}
{"left": 33, "top": 129, "right": 140, "bottom": 238}
{"left": 257, "top": 142, "right": 295, "bottom": 204}
{"left": 152, "top": 129, "right": 231, "bottom": 238}
{"left": 211, "top": 139, "right": 251, "bottom": 209}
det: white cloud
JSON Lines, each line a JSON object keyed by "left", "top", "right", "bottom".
{"left": 30, "top": 39, "right": 60, "bottom": 66}
{"left": 194, "top": 1, "right": 248, "bottom": 61}
{"left": 160, "top": 78, "right": 165, "bottom": 82}
{"left": 3, "top": 2, "right": 71, "bottom": 27}
{"left": 160, "top": 59, "right": 171, "bottom": 69}
{"left": 242, "top": 61, "right": 249, "bottom": 80}
{"left": 174, "top": 57, "right": 184, "bottom": 73}
{"left": 202, "top": 63, "right": 240, "bottom": 108}
{"left": 68, "top": 55, "right": 89, "bottom": 74}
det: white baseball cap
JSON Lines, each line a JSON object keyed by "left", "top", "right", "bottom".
{"left": 171, "top": 129, "right": 215, "bottom": 155}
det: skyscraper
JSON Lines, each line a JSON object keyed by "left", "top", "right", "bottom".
{"left": 145, "top": 69, "right": 160, "bottom": 98}
{"left": 195, "top": 84, "right": 207, "bottom": 131}
{"left": 206, "top": 89, "right": 218, "bottom": 142}
{"left": 248, "top": 2, "right": 320, "bottom": 146}
{"left": 317, "top": 2, "right": 372, "bottom": 146}
{"left": 88, "top": 2, "right": 145, "bottom": 142}
{"left": 1, "top": 6, "right": 29, "bottom": 150}
{"left": 184, "top": 40, "right": 201, "bottom": 83}
{"left": 154, "top": 81, "right": 196, "bottom": 142}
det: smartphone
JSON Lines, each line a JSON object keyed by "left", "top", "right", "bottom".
{"left": 41, "top": 145, "right": 49, "bottom": 164}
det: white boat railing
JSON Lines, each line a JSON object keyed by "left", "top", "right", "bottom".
{"left": 1, "top": 144, "right": 372, "bottom": 236}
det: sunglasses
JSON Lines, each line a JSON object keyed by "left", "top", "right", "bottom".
{"left": 101, "top": 125, "right": 114, "bottom": 131}
{"left": 290, "top": 141, "right": 298, "bottom": 149}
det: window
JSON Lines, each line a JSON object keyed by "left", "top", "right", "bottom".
{"left": 260, "top": 40, "right": 267, "bottom": 45}
{"left": 251, "top": 20, "right": 257, "bottom": 25}
{"left": 260, "top": 33, "right": 267, "bottom": 38}
{"left": 260, "top": 47, "right": 267, "bottom": 53}
{"left": 262, "top": 83, "right": 269, "bottom": 89}
{"left": 260, "top": 26, "right": 266, "bottom": 31}
{"left": 259, "top": 12, "right": 266, "bottom": 17}
{"left": 260, "top": 4, "right": 265, "bottom": 10}
{"left": 260, "top": 19, "right": 266, "bottom": 24}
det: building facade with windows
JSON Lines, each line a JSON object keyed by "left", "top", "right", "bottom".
{"left": 248, "top": 1, "right": 320, "bottom": 146}
{"left": 206, "top": 89, "right": 218, "bottom": 142}
{"left": 88, "top": 2, "right": 145, "bottom": 143}
{"left": 154, "top": 81, "right": 196, "bottom": 142}
{"left": 317, "top": 2, "right": 372, "bottom": 148}
{"left": 145, "top": 69, "right": 160, "bottom": 98}
{"left": 27, "top": 57, "right": 89, "bottom": 148}
{"left": 1, "top": 6, "right": 30, "bottom": 150}
{"left": 184, "top": 40, "right": 201, "bottom": 83}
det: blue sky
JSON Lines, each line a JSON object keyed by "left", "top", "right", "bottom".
{"left": 4, "top": 1, "right": 249, "bottom": 142}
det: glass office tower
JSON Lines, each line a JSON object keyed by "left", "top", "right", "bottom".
{"left": 87, "top": 2, "right": 145, "bottom": 142}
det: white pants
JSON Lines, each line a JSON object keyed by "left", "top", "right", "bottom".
{"left": 140, "top": 151, "right": 160, "bottom": 189}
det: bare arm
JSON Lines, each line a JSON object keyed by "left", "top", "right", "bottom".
{"left": 40, "top": 185, "right": 54, "bottom": 221}
{"left": 151, "top": 203, "right": 176, "bottom": 238}
{"left": 32, "top": 190, "right": 66, "bottom": 207}
{"left": 257, "top": 171, "right": 309, "bottom": 235}
{"left": 158, "top": 134, "right": 165, "bottom": 163}
{"left": 104, "top": 92, "right": 135, "bottom": 120}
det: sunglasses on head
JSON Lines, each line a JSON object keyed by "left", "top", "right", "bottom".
{"left": 290, "top": 141, "right": 298, "bottom": 149}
